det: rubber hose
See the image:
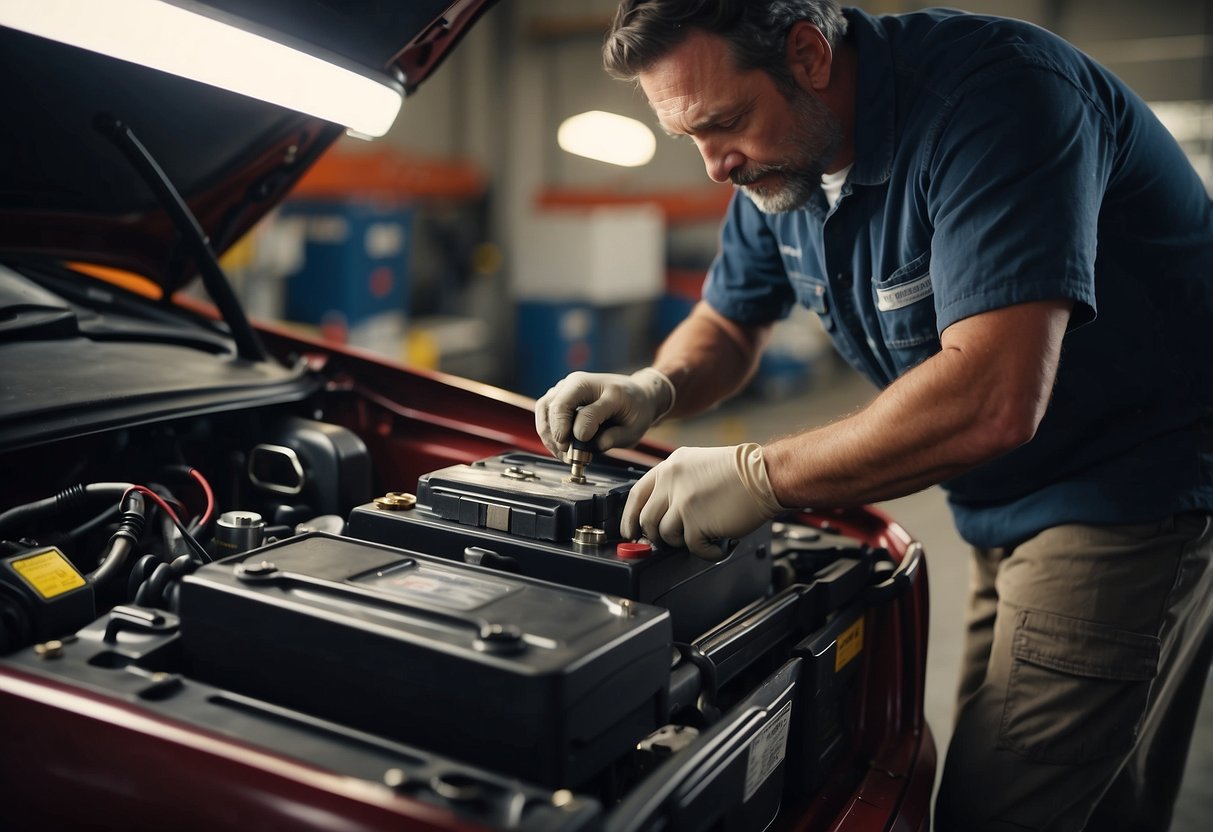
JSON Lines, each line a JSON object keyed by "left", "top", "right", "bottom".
{"left": 88, "top": 493, "right": 146, "bottom": 586}
{"left": 0, "top": 482, "right": 133, "bottom": 538}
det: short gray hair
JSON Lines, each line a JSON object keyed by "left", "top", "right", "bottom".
{"left": 603, "top": 0, "right": 848, "bottom": 91}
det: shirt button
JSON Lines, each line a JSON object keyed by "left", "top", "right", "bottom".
{"left": 837, "top": 272, "right": 852, "bottom": 288}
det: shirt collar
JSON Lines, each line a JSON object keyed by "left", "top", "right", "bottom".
{"left": 842, "top": 7, "right": 896, "bottom": 187}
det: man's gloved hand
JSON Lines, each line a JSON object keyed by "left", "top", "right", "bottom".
{"left": 535, "top": 368, "right": 676, "bottom": 458}
{"left": 621, "top": 443, "right": 788, "bottom": 560}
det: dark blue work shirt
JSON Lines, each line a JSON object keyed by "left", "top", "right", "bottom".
{"left": 704, "top": 7, "right": 1213, "bottom": 548}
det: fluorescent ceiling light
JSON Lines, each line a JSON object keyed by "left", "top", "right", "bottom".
{"left": 558, "top": 111, "right": 656, "bottom": 168}
{"left": 0, "top": 0, "right": 404, "bottom": 138}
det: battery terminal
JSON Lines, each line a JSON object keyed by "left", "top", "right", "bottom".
{"left": 33, "top": 640, "right": 65, "bottom": 660}
{"left": 374, "top": 492, "right": 417, "bottom": 511}
{"left": 572, "top": 525, "right": 607, "bottom": 547}
{"left": 564, "top": 446, "right": 592, "bottom": 484}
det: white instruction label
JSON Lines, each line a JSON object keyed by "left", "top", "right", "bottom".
{"left": 743, "top": 701, "right": 793, "bottom": 802}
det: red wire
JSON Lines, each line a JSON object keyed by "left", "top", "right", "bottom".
{"left": 122, "top": 485, "right": 182, "bottom": 524}
{"left": 121, "top": 483, "right": 212, "bottom": 563}
{"left": 188, "top": 468, "right": 215, "bottom": 528}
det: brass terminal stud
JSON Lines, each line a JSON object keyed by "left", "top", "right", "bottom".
{"left": 374, "top": 492, "right": 417, "bottom": 511}
{"left": 564, "top": 447, "right": 592, "bottom": 484}
{"left": 572, "top": 525, "right": 607, "bottom": 546}
{"left": 34, "top": 640, "right": 65, "bottom": 660}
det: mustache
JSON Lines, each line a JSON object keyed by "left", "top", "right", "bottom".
{"left": 731, "top": 163, "right": 786, "bottom": 187}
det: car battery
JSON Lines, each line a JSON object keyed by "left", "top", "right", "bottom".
{"left": 178, "top": 532, "right": 673, "bottom": 788}
{"left": 347, "top": 452, "right": 772, "bottom": 641}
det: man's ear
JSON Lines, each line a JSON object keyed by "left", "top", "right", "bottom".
{"left": 786, "top": 20, "right": 832, "bottom": 92}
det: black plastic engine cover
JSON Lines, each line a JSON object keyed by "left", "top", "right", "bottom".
{"left": 348, "top": 452, "right": 773, "bottom": 642}
{"left": 179, "top": 533, "right": 673, "bottom": 788}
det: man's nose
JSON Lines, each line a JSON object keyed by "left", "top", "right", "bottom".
{"left": 697, "top": 140, "right": 744, "bottom": 183}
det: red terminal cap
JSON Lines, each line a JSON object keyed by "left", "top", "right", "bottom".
{"left": 616, "top": 542, "right": 653, "bottom": 559}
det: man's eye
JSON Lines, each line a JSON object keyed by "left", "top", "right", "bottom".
{"left": 718, "top": 115, "right": 742, "bottom": 130}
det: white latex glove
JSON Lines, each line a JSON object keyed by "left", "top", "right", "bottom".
{"left": 621, "top": 443, "right": 787, "bottom": 560}
{"left": 535, "top": 368, "right": 676, "bottom": 458}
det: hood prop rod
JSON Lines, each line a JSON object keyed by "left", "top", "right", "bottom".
{"left": 94, "top": 113, "right": 266, "bottom": 363}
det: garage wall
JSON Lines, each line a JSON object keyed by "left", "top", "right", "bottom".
{"left": 385, "top": 0, "right": 1211, "bottom": 176}
{"left": 379, "top": 0, "right": 1211, "bottom": 241}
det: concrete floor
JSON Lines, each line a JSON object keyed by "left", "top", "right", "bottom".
{"left": 649, "top": 360, "right": 1213, "bottom": 830}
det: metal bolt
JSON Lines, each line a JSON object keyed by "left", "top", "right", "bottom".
{"left": 383, "top": 768, "right": 413, "bottom": 790}
{"left": 238, "top": 559, "right": 278, "bottom": 577}
{"left": 374, "top": 492, "right": 417, "bottom": 511}
{"left": 33, "top": 640, "right": 64, "bottom": 659}
{"left": 564, "top": 447, "right": 592, "bottom": 484}
{"left": 430, "top": 773, "right": 484, "bottom": 803}
{"left": 475, "top": 623, "right": 525, "bottom": 654}
{"left": 479, "top": 623, "right": 522, "bottom": 643}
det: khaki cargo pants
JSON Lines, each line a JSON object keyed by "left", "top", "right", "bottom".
{"left": 935, "top": 514, "right": 1213, "bottom": 831}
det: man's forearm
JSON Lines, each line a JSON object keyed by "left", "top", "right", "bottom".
{"left": 764, "top": 299, "right": 1071, "bottom": 508}
{"left": 652, "top": 301, "right": 773, "bottom": 417}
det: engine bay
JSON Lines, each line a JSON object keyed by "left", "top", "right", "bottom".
{"left": 0, "top": 400, "right": 903, "bottom": 830}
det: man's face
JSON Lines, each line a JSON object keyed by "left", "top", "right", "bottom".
{"left": 638, "top": 28, "right": 843, "bottom": 213}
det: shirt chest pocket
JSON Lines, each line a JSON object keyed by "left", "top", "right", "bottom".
{"left": 873, "top": 252, "right": 940, "bottom": 373}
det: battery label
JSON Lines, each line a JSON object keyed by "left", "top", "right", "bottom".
{"left": 361, "top": 564, "right": 515, "bottom": 611}
{"left": 11, "top": 548, "right": 86, "bottom": 599}
{"left": 835, "top": 617, "right": 864, "bottom": 672}
{"left": 743, "top": 701, "right": 793, "bottom": 802}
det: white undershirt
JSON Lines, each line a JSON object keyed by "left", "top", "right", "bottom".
{"left": 821, "top": 164, "right": 853, "bottom": 209}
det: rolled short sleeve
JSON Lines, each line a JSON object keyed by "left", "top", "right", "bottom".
{"left": 703, "top": 191, "right": 796, "bottom": 324}
{"left": 927, "top": 62, "right": 1112, "bottom": 332}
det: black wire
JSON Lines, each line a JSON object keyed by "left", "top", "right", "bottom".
{"left": 163, "top": 509, "right": 211, "bottom": 564}
{"left": 130, "top": 487, "right": 211, "bottom": 564}
{"left": 65, "top": 503, "right": 121, "bottom": 544}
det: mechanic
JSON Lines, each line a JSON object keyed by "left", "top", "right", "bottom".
{"left": 534, "top": 1, "right": 1213, "bottom": 829}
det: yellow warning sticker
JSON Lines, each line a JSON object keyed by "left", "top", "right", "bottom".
{"left": 835, "top": 617, "right": 864, "bottom": 672}
{"left": 11, "top": 548, "right": 86, "bottom": 599}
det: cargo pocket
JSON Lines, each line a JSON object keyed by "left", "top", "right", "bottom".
{"left": 998, "top": 608, "right": 1160, "bottom": 763}
{"left": 872, "top": 253, "right": 939, "bottom": 373}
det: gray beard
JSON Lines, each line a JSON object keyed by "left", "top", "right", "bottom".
{"left": 735, "top": 163, "right": 824, "bottom": 214}
{"left": 733, "top": 86, "right": 843, "bottom": 214}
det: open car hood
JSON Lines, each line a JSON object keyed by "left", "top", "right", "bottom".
{"left": 0, "top": 0, "right": 497, "bottom": 294}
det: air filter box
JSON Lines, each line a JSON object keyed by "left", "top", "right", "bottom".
{"left": 347, "top": 452, "right": 772, "bottom": 641}
{"left": 178, "top": 533, "right": 672, "bottom": 788}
